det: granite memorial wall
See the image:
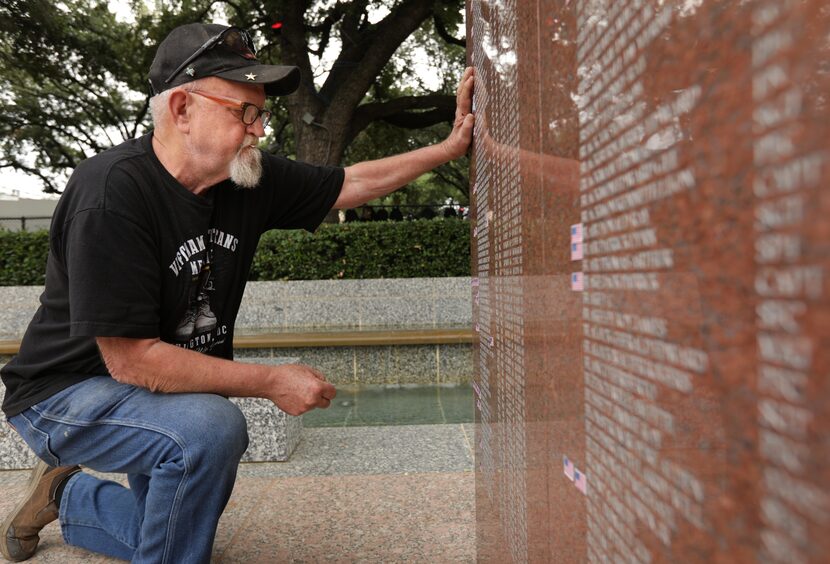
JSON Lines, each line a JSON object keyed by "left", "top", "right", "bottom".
{"left": 468, "top": 0, "right": 830, "bottom": 561}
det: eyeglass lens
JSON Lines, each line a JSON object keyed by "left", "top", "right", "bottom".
{"left": 242, "top": 105, "right": 271, "bottom": 126}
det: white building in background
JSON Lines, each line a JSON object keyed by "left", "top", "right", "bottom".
{"left": 0, "top": 197, "right": 59, "bottom": 231}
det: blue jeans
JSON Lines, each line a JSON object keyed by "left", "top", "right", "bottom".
{"left": 8, "top": 376, "right": 249, "bottom": 563}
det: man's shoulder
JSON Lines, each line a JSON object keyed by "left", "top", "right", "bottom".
{"left": 55, "top": 135, "right": 155, "bottom": 227}
{"left": 73, "top": 136, "right": 149, "bottom": 183}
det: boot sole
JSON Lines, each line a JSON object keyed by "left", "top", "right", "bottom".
{"left": 0, "top": 460, "right": 52, "bottom": 562}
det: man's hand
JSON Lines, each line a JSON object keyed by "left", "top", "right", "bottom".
{"left": 441, "top": 66, "right": 476, "bottom": 160}
{"left": 267, "top": 363, "right": 337, "bottom": 416}
{"left": 335, "top": 67, "right": 476, "bottom": 209}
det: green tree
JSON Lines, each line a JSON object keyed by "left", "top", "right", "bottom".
{"left": 0, "top": 0, "right": 467, "bottom": 197}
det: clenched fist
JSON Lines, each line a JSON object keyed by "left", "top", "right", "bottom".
{"left": 268, "top": 363, "right": 337, "bottom": 416}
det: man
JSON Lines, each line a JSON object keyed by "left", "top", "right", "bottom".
{"left": 0, "top": 22, "right": 474, "bottom": 563}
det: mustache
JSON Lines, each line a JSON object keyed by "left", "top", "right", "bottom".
{"left": 238, "top": 135, "right": 259, "bottom": 153}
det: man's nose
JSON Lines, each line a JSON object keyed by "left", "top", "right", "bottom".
{"left": 247, "top": 119, "right": 266, "bottom": 138}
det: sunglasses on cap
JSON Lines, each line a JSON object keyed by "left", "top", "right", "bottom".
{"left": 165, "top": 26, "right": 257, "bottom": 85}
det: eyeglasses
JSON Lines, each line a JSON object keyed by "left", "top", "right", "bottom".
{"left": 165, "top": 27, "right": 257, "bottom": 85}
{"left": 188, "top": 90, "right": 272, "bottom": 127}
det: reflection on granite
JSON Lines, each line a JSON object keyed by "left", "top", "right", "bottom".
{"left": 470, "top": 0, "right": 830, "bottom": 561}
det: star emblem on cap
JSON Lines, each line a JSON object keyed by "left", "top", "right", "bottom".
{"left": 245, "top": 73, "right": 257, "bottom": 81}
{"left": 185, "top": 66, "right": 195, "bottom": 77}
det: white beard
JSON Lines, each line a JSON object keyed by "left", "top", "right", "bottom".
{"left": 229, "top": 135, "right": 263, "bottom": 188}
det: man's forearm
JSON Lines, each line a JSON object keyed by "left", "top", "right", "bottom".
{"left": 97, "top": 336, "right": 335, "bottom": 415}
{"left": 98, "top": 337, "right": 275, "bottom": 398}
{"left": 335, "top": 143, "right": 453, "bottom": 209}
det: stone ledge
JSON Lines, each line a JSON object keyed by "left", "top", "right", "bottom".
{"left": 0, "top": 278, "right": 473, "bottom": 340}
{"left": 235, "top": 328, "right": 474, "bottom": 348}
{"left": 0, "top": 328, "right": 473, "bottom": 356}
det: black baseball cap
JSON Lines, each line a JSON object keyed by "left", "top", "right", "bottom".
{"left": 148, "top": 23, "right": 300, "bottom": 96}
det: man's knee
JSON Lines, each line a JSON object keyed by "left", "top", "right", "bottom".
{"left": 178, "top": 396, "right": 249, "bottom": 465}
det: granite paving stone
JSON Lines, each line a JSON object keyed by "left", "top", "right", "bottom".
{"left": 0, "top": 424, "right": 474, "bottom": 563}
{"left": 210, "top": 477, "right": 280, "bottom": 562}
{"left": 215, "top": 472, "right": 474, "bottom": 564}
{"left": 236, "top": 424, "right": 473, "bottom": 478}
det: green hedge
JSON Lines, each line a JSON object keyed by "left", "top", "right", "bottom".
{"left": 0, "top": 229, "right": 50, "bottom": 285}
{"left": 0, "top": 220, "right": 471, "bottom": 285}
{"left": 249, "top": 219, "right": 471, "bottom": 280}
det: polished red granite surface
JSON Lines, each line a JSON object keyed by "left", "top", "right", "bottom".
{"left": 469, "top": 0, "right": 830, "bottom": 561}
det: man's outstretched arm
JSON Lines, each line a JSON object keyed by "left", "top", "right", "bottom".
{"left": 334, "top": 67, "right": 475, "bottom": 210}
{"left": 97, "top": 337, "right": 335, "bottom": 416}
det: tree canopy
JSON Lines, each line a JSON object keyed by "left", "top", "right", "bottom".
{"left": 0, "top": 0, "right": 468, "bottom": 203}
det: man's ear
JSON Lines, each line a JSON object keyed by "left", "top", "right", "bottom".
{"left": 167, "top": 89, "right": 191, "bottom": 133}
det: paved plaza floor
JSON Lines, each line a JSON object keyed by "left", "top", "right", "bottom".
{"left": 0, "top": 423, "right": 476, "bottom": 563}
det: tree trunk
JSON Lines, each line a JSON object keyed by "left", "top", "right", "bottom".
{"left": 268, "top": 0, "right": 466, "bottom": 222}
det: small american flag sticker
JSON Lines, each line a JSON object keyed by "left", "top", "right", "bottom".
{"left": 563, "top": 456, "right": 574, "bottom": 481}
{"left": 570, "top": 223, "right": 583, "bottom": 243}
{"left": 571, "top": 242, "right": 583, "bottom": 261}
{"left": 571, "top": 272, "right": 584, "bottom": 291}
{"left": 574, "top": 469, "right": 587, "bottom": 495}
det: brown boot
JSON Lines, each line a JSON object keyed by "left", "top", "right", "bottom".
{"left": 0, "top": 460, "right": 81, "bottom": 562}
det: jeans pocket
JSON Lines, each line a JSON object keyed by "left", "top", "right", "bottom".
{"left": 13, "top": 411, "right": 61, "bottom": 467}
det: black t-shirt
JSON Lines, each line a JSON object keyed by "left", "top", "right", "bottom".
{"left": 1, "top": 132, "right": 343, "bottom": 417}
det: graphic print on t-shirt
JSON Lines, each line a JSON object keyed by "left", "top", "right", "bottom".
{"left": 168, "top": 228, "right": 240, "bottom": 353}
{"left": 174, "top": 248, "right": 217, "bottom": 341}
